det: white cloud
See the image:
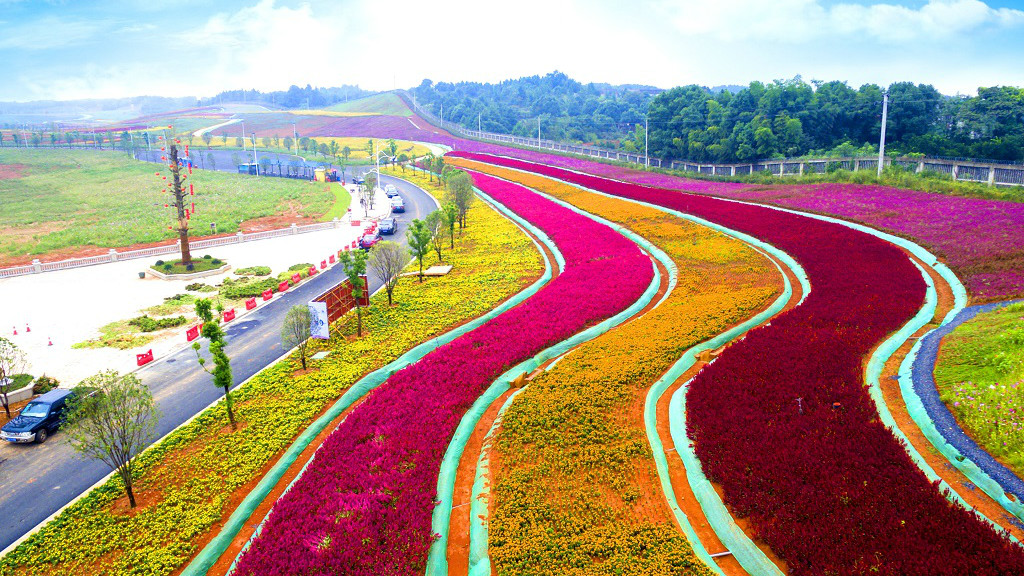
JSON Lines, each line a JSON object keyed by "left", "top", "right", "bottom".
{"left": 0, "top": 16, "right": 109, "bottom": 50}
{"left": 660, "top": 0, "right": 1024, "bottom": 43}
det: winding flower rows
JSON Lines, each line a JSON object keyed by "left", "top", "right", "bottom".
{"left": 450, "top": 159, "right": 781, "bottom": 574}
{"left": 232, "top": 172, "right": 655, "bottom": 575}
{"left": 450, "top": 152, "right": 1024, "bottom": 576}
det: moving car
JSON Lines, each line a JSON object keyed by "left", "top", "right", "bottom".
{"left": 358, "top": 230, "right": 380, "bottom": 250}
{"left": 378, "top": 217, "right": 398, "bottom": 235}
{"left": 390, "top": 196, "right": 405, "bottom": 213}
{"left": 384, "top": 184, "right": 399, "bottom": 197}
{"left": 1, "top": 388, "right": 75, "bottom": 444}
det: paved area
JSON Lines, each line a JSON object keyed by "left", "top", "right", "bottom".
{"left": 0, "top": 184, "right": 387, "bottom": 386}
{"left": 0, "top": 173, "right": 435, "bottom": 552}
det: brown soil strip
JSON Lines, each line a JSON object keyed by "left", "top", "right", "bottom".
{"left": 656, "top": 251, "right": 800, "bottom": 576}
{"left": 876, "top": 251, "right": 1024, "bottom": 541}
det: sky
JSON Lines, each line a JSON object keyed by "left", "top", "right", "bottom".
{"left": 0, "top": 0, "right": 1022, "bottom": 102}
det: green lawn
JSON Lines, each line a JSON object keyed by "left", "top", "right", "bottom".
{"left": 935, "top": 302, "right": 1024, "bottom": 469}
{"left": 0, "top": 149, "right": 335, "bottom": 264}
{"left": 321, "top": 183, "right": 352, "bottom": 220}
{"left": 324, "top": 93, "right": 412, "bottom": 116}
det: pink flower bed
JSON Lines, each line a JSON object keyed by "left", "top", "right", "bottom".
{"left": 450, "top": 151, "right": 1024, "bottom": 576}
{"left": 232, "top": 171, "right": 653, "bottom": 575}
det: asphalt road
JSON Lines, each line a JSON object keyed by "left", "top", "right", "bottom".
{"left": 0, "top": 171, "right": 436, "bottom": 552}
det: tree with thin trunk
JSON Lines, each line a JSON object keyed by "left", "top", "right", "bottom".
{"left": 442, "top": 201, "right": 459, "bottom": 249}
{"left": 424, "top": 153, "right": 435, "bottom": 183}
{"left": 342, "top": 146, "right": 351, "bottom": 163}
{"left": 202, "top": 132, "right": 213, "bottom": 148}
{"left": 387, "top": 138, "right": 398, "bottom": 165}
{"left": 281, "top": 305, "right": 312, "bottom": 370}
{"left": 444, "top": 170, "right": 475, "bottom": 230}
{"left": 369, "top": 241, "right": 410, "bottom": 306}
{"left": 207, "top": 152, "right": 216, "bottom": 171}
{"left": 64, "top": 370, "right": 159, "bottom": 509}
{"left": 365, "top": 139, "right": 374, "bottom": 159}
{"left": 433, "top": 156, "right": 445, "bottom": 180}
{"left": 167, "top": 144, "right": 193, "bottom": 264}
{"left": 425, "top": 210, "right": 445, "bottom": 263}
{"left": 192, "top": 298, "right": 236, "bottom": 428}
{"left": 406, "top": 218, "right": 433, "bottom": 282}
{"left": 0, "top": 337, "right": 28, "bottom": 419}
{"left": 338, "top": 250, "right": 369, "bottom": 336}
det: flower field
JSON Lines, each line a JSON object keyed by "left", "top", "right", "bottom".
{"left": 232, "top": 171, "right": 655, "bottom": 575}
{"left": 449, "top": 159, "right": 781, "bottom": 574}
{"left": 450, "top": 152, "right": 1024, "bottom": 575}
{"left": 445, "top": 140, "right": 1024, "bottom": 302}
{"left": 0, "top": 173, "right": 542, "bottom": 576}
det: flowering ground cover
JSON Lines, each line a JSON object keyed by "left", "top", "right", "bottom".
{"left": 446, "top": 140, "right": 1024, "bottom": 302}
{"left": 450, "top": 159, "right": 780, "bottom": 575}
{"left": 450, "top": 151, "right": 1024, "bottom": 576}
{"left": 232, "top": 171, "right": 654, "bottom": 575}
{"left": 0, "top": 173, "right": 542, "bottom": 576}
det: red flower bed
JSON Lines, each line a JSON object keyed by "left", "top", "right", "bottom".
{"left": 449, "top": 151, "right": 1024, "bottom": 576}
{"left": 232, "top": 171, "right": 653, "bottom": 575}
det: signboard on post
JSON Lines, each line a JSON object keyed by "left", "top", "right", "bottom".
{"left": 309, "top": 301, "right": 329, "bottom": 340}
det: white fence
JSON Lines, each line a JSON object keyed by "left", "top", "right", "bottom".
{"left": 0, "top": 219, "right": 348, "bottom": 280}
{"left": 399, "top": 92, "right": 1024, "bottom": 187}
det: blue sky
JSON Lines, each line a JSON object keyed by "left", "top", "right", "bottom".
{"left": 0, "top": 0, "right": 1022, "bottom": 101}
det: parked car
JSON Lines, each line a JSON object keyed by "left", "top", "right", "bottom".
{"left": 1, "top": 388, "right": 75, "bottom": 444}
{"left": 378, "top": 217, "right": 398, "bottom": 235}
{"left": 384, "top": 184, "right": 399, "bottom": 197}
{"left": 358, "top": 230, "right": 380, "bottom": 250}
{"left": 353, "top": 174, "right": 365, "bottom": 185}
{"left": 390, "top": 196, "right": 405, "bottom": 213}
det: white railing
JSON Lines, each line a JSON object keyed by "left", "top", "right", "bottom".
{"left": 399, "top": 91, "right": 1024, "bottom": 188}
{"left": 0, "top": 215, "right": 351, "bottom": 279}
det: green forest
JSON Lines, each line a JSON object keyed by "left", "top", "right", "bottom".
{"left": 412, "top": 72, "right": 1024, "bottom": 164}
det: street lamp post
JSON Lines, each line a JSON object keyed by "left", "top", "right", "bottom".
{"left": 251, "top": 132, "right": 259, "bottom": 176}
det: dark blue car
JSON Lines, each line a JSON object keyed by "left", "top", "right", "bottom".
{"left": 1, "top": 388, "right": 75, "bottom": 444}
{"left": 378, "top": 217, "right": 397, "bottom": 235}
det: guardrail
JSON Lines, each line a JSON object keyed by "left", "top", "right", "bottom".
{"left": 0, "top": 218, "right": 350, "bottom": 280}
{"left": 398, "top": 91, "right": 1024, "bottom": 187}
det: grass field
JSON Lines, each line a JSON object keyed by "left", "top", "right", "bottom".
{"left": 936, "top": 302, "right": 1024, "bottom": 470}
{"left": 0, "top": 149, "right": 336, "bottom": 265}
{"left": 323, "top": 93, "right": 412, "bottom": 116}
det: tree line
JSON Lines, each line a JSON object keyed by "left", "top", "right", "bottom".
{"left": 412, "top": 72, "right": 1024, "bottom": 164}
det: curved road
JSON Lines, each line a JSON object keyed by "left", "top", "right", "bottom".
{"left": 0, "top": 171, "right": 436, "bottom": 552}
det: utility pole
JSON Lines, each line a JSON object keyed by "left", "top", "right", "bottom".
{"left": 168, "top": 143, "right": 193, "bottom": 265}
{"left": 538, "top": 117, "right": 541, "bottom": 148}
{"left": 645, "top": 116, "right": 650, "bottom": 169}
{"left": 293, "top": 123, "right": 298, "bottom": 157}
{"left": 252, "top": 132, "right": 259, "bottom": 176}
{"left": 241, "top": 121, "right": 246, "bottom": 152}
{"left": 877, "top": 90, "right": 888, "bottom": 178}
{"left": 478, "top": 112, "right": 481, "bottom": 133}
